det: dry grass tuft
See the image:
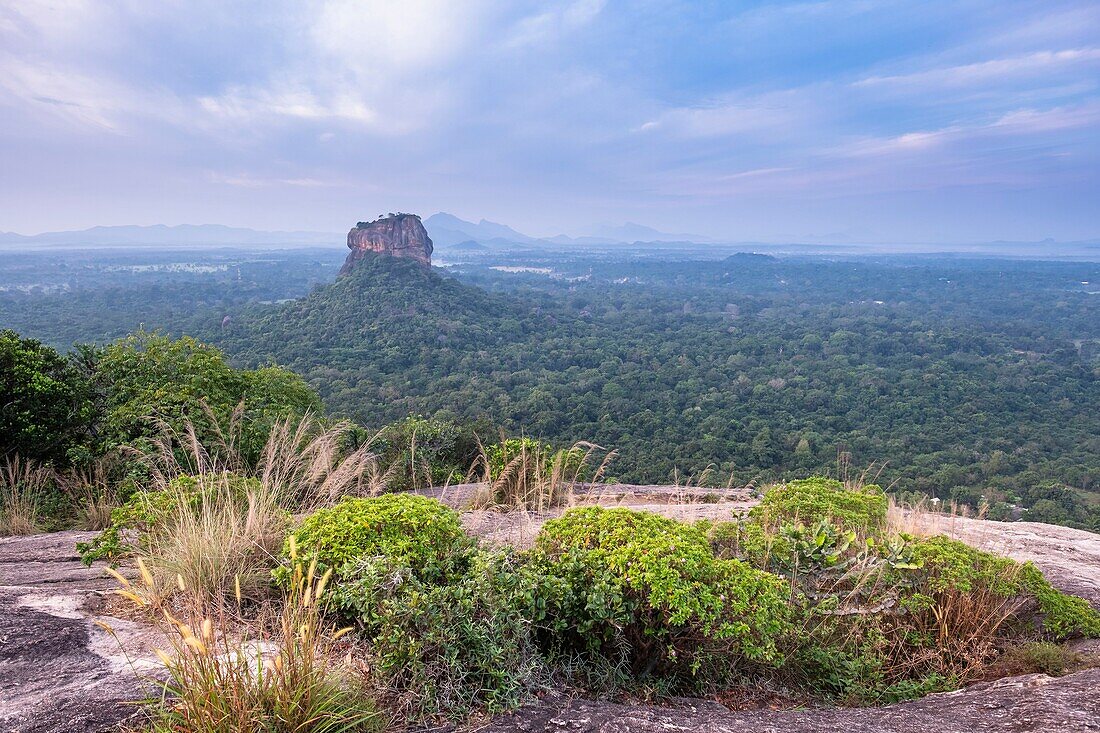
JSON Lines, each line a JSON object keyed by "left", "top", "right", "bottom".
{"left": 469, "top": 440, "right": 615, "bottom": 512}
{"left": 142, "top": 409, "right": 388, "bottom": 510}
{"left": 136, "top": 475, "right": 288, "bottom": 611}
{"left": 57, "top": 454, "right": 120, "bottom": 530}
{"left": 102, "top": 551, "right": 380, "bottom": 732}
{"left": 885, "top": 494, "right": 987, "bottom": 539}
{"left": 0, "top": 455, "right": 51, "bottom": 536}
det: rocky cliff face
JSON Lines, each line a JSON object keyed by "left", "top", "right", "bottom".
{"left": 341, "top": 214, "right": 433, "bottom": 273}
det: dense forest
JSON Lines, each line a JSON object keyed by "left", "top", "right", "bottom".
{"left": 3, "top": 247, "right": 1098, "bottom": 528}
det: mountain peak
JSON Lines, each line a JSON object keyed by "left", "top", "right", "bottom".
{"left": 342, "top": 214, "right": 433, "bottom": 273}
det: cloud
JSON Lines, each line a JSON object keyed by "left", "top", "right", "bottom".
{"left": 0, "top": 0, "right": 1097, "bottom": 241}
{"left": 208, "top": 172, "right": 335, "bottom": 188}
{"left": 505, "top": 0, "right": 606, "bottom": 48}
{"left": 855, "top": 48, "right": 1100, "bottom": 90}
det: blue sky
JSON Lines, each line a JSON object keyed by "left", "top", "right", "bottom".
{"left": 1, "top": 1, "right": 1098, "bottom": 243}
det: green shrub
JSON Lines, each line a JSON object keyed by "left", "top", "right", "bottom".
{"left": 751, "top": 476, "right": 888, "bottom": 537}
{"left": 77, "top": 472, "right": 261, "bottom": 565}
{"left": 276, "top": 494, "right": 473, "bottom": 608}
{"left": 905, "top": 535, "right": 1100, "bottom": 638}
{"left": 792, "top": 535, "right": 1100, "bottom": 703}
{"left": 991, "top": 641, "right": 1077, "bottom": 677}
{"left": 531, "top": 507, "right": 790, "bottom": 685}
{"left": 282, "top": 495, "right": 540, "bottom": 720}
{"left": 1018, "top": 564, "right": 1100, "bottom": 638}
{"left": 364, "top": 550, "right": 543, "bottom": 719}
{"left": 373, "top": 416, "right": 480, "bottom": 491}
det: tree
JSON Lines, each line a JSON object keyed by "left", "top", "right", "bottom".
{"left": 0, "top": 329, "right": 92, "bottom": 464}
{"left": 84, "top": 331, "right": 321, "bottom": 462}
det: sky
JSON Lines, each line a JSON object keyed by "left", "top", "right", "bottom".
{"left": 1, "top": 0, "right": 1098, "bottom": 244}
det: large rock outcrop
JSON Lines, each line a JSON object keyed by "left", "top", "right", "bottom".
{"left": 340, "top": 213, "right": 432, "bottom": 273}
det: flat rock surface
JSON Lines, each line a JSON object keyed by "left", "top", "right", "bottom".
{"left": 0, "top": 531, "right": 157, "bottom": 733}
{"left": 1, "top": 493, "right": 1098, "bottom": 733}
{"left": 485, "top": 668, "right": 1100, "bottom": 732}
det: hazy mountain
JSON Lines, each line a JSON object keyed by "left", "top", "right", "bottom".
{"left": 579, "top": 222, "right": 714, "bottom": 243}
{"left": 423, "top": 213, "right": 536, "bottom": 246}
{"left": 0, "top": 224, "right": 340, "bottom": 248}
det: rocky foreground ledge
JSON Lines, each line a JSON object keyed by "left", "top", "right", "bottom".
{"left": 1, "top": 497, "right": 1099, "bottom": 733}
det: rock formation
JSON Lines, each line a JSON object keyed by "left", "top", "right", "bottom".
{"left": 340, "top": 213, "right": 433, "bottom": 273}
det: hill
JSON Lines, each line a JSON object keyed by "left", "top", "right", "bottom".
{"left": 211, "top": 252, "right": 1100, "bottom": 527}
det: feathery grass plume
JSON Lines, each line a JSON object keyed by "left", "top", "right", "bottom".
{"left": 0, "top": 455, "right": 52, "bottom": 536}
{"left": 139, "top": 408, "right": 387, "bottom": 511}
{"left": 133, "top": 473, "right": 289, "bottom": 611}
{"left": 469, "top": 437, "right": 615, "bottom": 512}
{"left": 107, "top": 555, "right": 380, "bottom": 732}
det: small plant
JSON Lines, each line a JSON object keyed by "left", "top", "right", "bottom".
{"left": 103, "top": 556, "right": 380, "bottom": 732}
{"left": 362, "top": 549, "right": 545, "bottom": 720}
{"left": 988, "top": 641, "right": 1078, "bottom": 677}
{"left": 531, "top": 507, "right": 790, "bottom": 686}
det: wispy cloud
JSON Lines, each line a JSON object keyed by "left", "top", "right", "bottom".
{"left": 855, "top": 48, "right": 1100, "bottom": 90}
{"left": 0, "top": 0, "right": 1097, "bottom": 241}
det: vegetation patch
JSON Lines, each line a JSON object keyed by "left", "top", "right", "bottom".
{"left": 531, "top": 507, "right": 791, "bottom": 685}
{"left": 750, "top": 476, "right": 888, "bottom": 536}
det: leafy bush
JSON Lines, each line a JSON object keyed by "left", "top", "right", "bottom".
{"left": 531, "top": 507, "right": 790, "bottom": 685}
{"left": 0, "top": 330, "right": 93, "bottom": 465}
{"left": 276, "top": 495, "right": 473, "bottom": 607}
{"left": 282, "top": 495, "right": 541, "bottom": 720}
{"left": 790, "top": 534, "right": 1100, "bottom": 703}
{"left": 372, "top": 416, "right": 481, "bottom": 491}
{"left": 908, "top": 536, "right": 1100, "bottom": 639}
{"left": 86, "top": 331, "right": 321, "bottom": 467}
{"left": 362, "top": 550, "right": 544, "bottom": 719}
{"left": 750, "top": 476, "right": 888, "bottom": 536}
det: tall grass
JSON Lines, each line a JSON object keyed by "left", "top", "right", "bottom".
{"left": 0, "top": 455, "right": 51, "bottom": 536}
{"left": 469, "top": 439, "right": 615, "bottom": 512}
{"left": 56, "top": 454, "right": 120, "bottom": 530}
{"left": 102, "top": 555, "right": 380, "bottom": 733}
{"left": 142, "top": 409, "right": 389, "bottom": 510}
{"left": 136, "top": 475, "right": 288, "bottom": 610}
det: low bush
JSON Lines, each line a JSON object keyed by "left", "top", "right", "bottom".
{"left": 531, "top": 507, "right": 790, "bottom": 685}
{"left": 907, "top": 536, "right": 1100, "bottom": 640}
{"left": 750, "top": 476, "right": 888, "bottom": 537}
{"left": 281, "top": 494, "right": 541, "bottom": 720}
{"left": 371, "top": 416, "right": 481, "bottom": 491}
{"left": 275, "top": 494, "right": 473, "bottom": 612}
{"left": 987, "top": 641, "right": 1078, "bottom": 677}
{"left": 362, "top": 550, "right": 544, "bottom": 719}
{"left": 789, "top": 533, "right": 1100, "bottom": 703}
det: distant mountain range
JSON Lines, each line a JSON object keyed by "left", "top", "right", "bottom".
{"left": 423, "top": 213, "right": 712, "bottom": 247}
{"left": 0, "top": 224, "right": 339, "bottom": 247}
{"left": 2, "top": 216, "right": 1096, "bottom": 258}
